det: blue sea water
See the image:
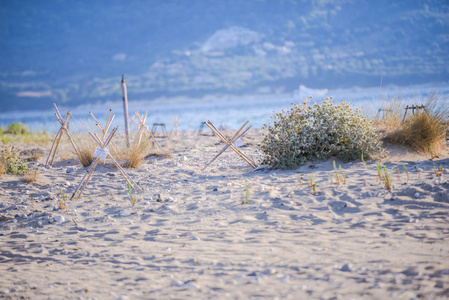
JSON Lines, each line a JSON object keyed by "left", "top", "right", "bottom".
{"left": 1, "top": 82, "right": 448, "bottom": 134}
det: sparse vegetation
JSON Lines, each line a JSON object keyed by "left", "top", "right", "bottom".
{"left": 0, "top": 146, "right": 29, "bottom": 175}
{"left": 433, "top": 165, "right": 445, "bottom": 177}
{"left": 403, "top": 164, "right": 409, "bottom": 183}
{"left": 78, "top": 146, "right": 95, "bottom": 167}
{"left": 383, "top": 91, "right": 449, "bottom": 156}
{"left": 261, "top": 98, "right": 385, "bottom": 169}
{"left": 382, "top": 166, "right": 393, "bottom": 191}
{"left": 128, "top": 182, "right": 138, "bottom": 206}
{"left": 124, "top": 142, "right": 146, "bottom": 169}
{"left": 59, "top": 188, "right": 67, "bottom": 210}
{"left": 23, "top": 169, "right": 39, "bottom": 183}
{"left": 0, "top": 123, "right": 51, "bottom": 144}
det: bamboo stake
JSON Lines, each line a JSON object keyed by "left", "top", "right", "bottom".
{"left": 205, "top": 121, "right": 257, "bottom": 167}
{"left": 71, "top": 125, "right": 141, "bottom": 199}
{"left": 202, "top": 120, "right": 258, "bottom": 170}
{"left": 121, "top": 75, "right": 130, "bottom": 148}
{"left": 46, "top": 111, "right": 70, "bottom": 166}
{"left": 46, "top": 129, "right": 63, "bottom": 165}
{"left": 134, "top": 110, "right": 161, "bottom": 149}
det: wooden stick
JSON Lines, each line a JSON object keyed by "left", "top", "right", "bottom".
{"left": 135, "top": 110, "right": 161, "bottom": 149}
{"left": 54, "top": 103, "right": 63, "bottom": 121}
{"left": 202, "top": 143, "right": 233, "bottom": 171}
{"left": 46, "top": 128, "right": 63, "bottom": 166}
{"left": 71, "top": 158, "right": 100, "bottom": 200}
{"left": 206, "top": 121, "right": 227, "bottom": 142}
{"left": 89, "top": 112, "right": 101, "bottom": 128}
{"left": 49, "top": 113, "right": 70, "bottom": 165}
{"left": 202, "top": 120, "right": 258, "bottom": 170}
{"left": 104, "top": 114, "right": 115, "bottom": 136}
{"left": 121, "top": 75, "right": 130, "bottom": 148}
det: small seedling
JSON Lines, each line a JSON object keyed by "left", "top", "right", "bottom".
{"left": 308, "top": 174, "right": 314, "bottom": 187}
{"left": 376, "top": 161, "right": 383, "bottom": 182}
{"left": 339, "top": 165, "right": 346, "bottom": 185}
{"left": 333, "top": 161, "right": 346, "bottom": 185}
{"left": 403, "top": 164, "right": 409, "bottom": 183}
{"left": 382, "top": 166, "right": 393, "bottom": 191}
{"left": 397, "top": 168, "right": 400, "bottom": 181}
{"left": 312, "top": 183, "right": 318, "bottom": 194}
{"left": 333, "top": 161, "right": 340, "bottom": 185}
{"left": 127, "top": 182, "right": 138, "bottom": 207}
{"left": 59, "top": 188, "right": 67, "bottom": 210}
{"left": 433, "top": 165, "right": 445, "bottom": 177}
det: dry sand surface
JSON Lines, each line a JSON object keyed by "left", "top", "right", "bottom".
{"left": 1, "top": 129, "right": 449, "bottom": 299}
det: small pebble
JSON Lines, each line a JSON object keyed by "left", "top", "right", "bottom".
{"left": 183, "top": 280, "right": 200, "bottom": 288}
{"left": 170, "top": 280, "right": 183, "bottom": 287}
{"left": 52, "top": 215, "right": 65, "bottom": 223}
{"left": 119, "top": 210, "right": 129, "bottom": 217}
{"left": 66, "top": 167, "right": 75, "bottom": 174}
{"left": 414, "top": 192, "right": 420, "bottom": 199}
{"left": 76, "top": 225, "right": 87, "bottom": 231}
{"left": 340, "top": 264, "right": 352, "bottom": 272}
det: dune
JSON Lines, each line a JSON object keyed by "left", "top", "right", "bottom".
{"left": 0, "top": 129, "right": 448, "bottom": 299}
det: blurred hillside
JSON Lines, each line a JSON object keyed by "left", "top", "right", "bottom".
{"left": 0, "top": 0, "right": 448, "bottom": 111}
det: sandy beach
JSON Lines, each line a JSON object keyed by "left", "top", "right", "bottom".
{"left": 1, "top": 129, "right": 449, "bottom": 299}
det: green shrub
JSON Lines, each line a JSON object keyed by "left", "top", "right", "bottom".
{"left": 260, "top": 99, "right": 385, "bottom": 169}
{"left": 6, "top": 122, "right": 28, "bottom": 135}
{"left": 0, "top": 146, "right": 29, "bottom": 175}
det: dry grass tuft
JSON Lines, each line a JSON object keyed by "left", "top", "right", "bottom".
{"left": 23, "top": 169, "right": 39, "bottom": 183}
{"left": 0, "top": 161, "right": 4, "bottom": 176}
{"left": 78, "top": 145, "right": 95, "bottom": 167}
{"left": 384, "top": 91, "right": 449, "bottom": 155}
{"left": 370, "top": 95, "right": 405, "bottom": 133}
{"left": 72, "top": 132, "right": 97, "bottom": 167}
{"left": 124, "top": 142, "right": 146, "bottom": 168}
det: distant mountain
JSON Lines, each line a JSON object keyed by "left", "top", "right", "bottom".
{"left": 0, "top": 0, "right": 448, "bottom": 112}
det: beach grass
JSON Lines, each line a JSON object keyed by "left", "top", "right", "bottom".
{"left": 382, "top": 91, "right": 448, "bottom": 155}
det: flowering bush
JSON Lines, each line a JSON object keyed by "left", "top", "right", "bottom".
{"left": 260, "top": 99, "right": 385, "bottom": 169}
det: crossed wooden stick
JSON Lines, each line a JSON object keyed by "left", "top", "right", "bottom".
{"left": 202, "top": 120, "right": 258, "bottom": 171}
{"left": 46, "top": 104, "right": 80, "bottom": 166}
{"left": 71, "top": 117, "right": 142, "bottom": 200}
{"left": 135, "top": 110, "right": 161, "bottom": 149}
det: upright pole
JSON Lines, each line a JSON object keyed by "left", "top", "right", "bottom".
{"left": 121, "top": 75, "right": 130, "bottom": 147}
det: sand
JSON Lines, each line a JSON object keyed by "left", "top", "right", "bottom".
{"left": 1, "top": 130, "right": 449, "bottom": 299}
